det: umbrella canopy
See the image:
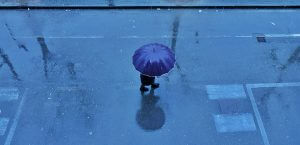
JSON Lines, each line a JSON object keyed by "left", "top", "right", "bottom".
{"left": 133, "top": 43, "right": 176, "bottom": 76}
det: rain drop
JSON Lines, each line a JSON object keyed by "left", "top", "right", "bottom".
{"left": 271, "top": 22, "right": 276, "bottom": 26}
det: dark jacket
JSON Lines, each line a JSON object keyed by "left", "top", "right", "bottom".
{"left": 140, "top": 74, "right": 155, "bottom": 85}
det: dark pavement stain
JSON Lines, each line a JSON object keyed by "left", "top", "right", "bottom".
{"left": 257, "top": 88, "right": 274, "bottom": 120}
{"left": 269, "top": 46, "right": 300, "bottom": 83}
{"left": 270, "top": 48, "right": 278, "bottom": 61}
{"left": 195, "top": 31, "right": 199, "bottom": 44}
{"left": 67, "top": 62, "right": 77, "bottom": 79}
{"left": 5, "top": 23, "right": 28, "bottom": 52}
{"left": 287, "top": 46, "right": 300, "bottom": 64}
{"left": 279, "top": 46, "right": 300, "bottom": 71}
{"left": 169, "top": 15, "right": 188, "bottom": 85}
{"left": 37, "top": 37, "right": 51, "bottom": 79}
{"left": 136, "top": 89, "right": 165, "bottom": 131}
{"left": 171, "top": 16, "right": 180, "bottom": 53}
{"left": 255, "top": 87, "right": 290, "bottom": 122}
{"left": 0, "top": 48, "right": 21, "bottom": 81}
{"left": 269, "top": 48, "right": 286, "bottom": 70}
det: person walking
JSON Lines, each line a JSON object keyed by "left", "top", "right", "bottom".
{"left": 140, "top": 74, "right": 159, "bottom": 92}
{"left": 132, "top": 43, "right": 175, "bottom": 92}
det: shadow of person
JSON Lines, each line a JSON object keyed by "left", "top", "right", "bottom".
{"left": 136, "top": 89, "right": 166, "bottom": 131}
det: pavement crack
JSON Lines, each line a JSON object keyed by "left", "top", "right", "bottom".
{"left": 0, "top": 48, "right": 21, "bottom": 81}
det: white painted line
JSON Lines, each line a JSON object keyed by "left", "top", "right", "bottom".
{"left": 248, "top": 82, "right": 300, "bottom": 88}
{"left": 206, "top": 85, "right": 247, "bottom": 100}
{"left": 264, "top": 34, "right": 300, "bottom": 37}
{"left": 0, "top": 88, "right": 19, "bottom": 101}
{"left": 4, "top": 89, "right": 28, "bottom": 145}
{"left": 14, "top": 33, "right": 300, "bottom": 39}
{"left": 213, "top": 113, "right": 256, "bottom": 133}
{"left": 0, "top": 118, "right": 10, "bottom": 136}
{"left": 16, "top": 36, "right": 105, "bottom": 39}
{"left": 55, "top": 86, "right": 81, "bottom": 92}
{"left": 246, "top": 85, "right": 270, "bottom": 145}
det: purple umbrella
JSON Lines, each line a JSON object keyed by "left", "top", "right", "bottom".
{"left": 133, "top": 43, "right": 176, "bottom": 77}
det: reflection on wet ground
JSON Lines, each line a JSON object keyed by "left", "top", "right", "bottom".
{"left": 136, "top": 89, "right": 165, "bottom": 131}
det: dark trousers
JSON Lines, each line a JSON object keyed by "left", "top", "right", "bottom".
{"left": 140, "top": 74, "right": 155, "bottom": 86}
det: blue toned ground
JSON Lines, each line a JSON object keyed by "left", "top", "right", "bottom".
{"left": 0, "top": 6, "right": 300, "bottom": 145}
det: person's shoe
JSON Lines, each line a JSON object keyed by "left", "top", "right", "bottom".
{"left": 140, "top": 86, "right": 149, "bottom": 92}
{"left": 151, "top": 83, "right": 160, "bottom": 89}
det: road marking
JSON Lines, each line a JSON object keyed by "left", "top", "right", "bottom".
{"left": 16, "top": 36, "right": 105, "bottom": 39}
{"left": 4, "top": 89, "right": 28, "bottom": 145}
{"left": 206, "top": 85, "right": 247, "bottom": 100}
{"left": 246, "top": 85, "right": 270, "bottom": 145}
{"left": 213, "top": 113, "right": 256, "bottom": 133}
{"left": 55, "top": 86, "right": 81, "bottom": 92}
{"left": 205, "top": 82, "right": 300, "bottom": 145}
{"left": 248, "top": 82, "right": 300, "bottom": 88}
{"left": 0, "top": 118, "right": 9, "bottom": 136}
{"left": 0, "top": 88, "right": 19, "bottom": 101}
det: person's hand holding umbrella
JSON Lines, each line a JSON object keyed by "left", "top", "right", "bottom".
{"left": 133, "top": 43, "right": 176, "bottom": 92}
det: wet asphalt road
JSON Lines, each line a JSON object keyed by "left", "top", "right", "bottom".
{"left": 0, "top": 8, "right": 300, "bottom": 145}
{"left": 1, "top": 0, "right": 300, "bottom": 6}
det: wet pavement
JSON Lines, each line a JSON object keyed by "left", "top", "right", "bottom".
{"left": 0, "top": 8, "right": 299, "bottom": 145}
{"left": 1, "top": 0, "right": 300, "bottom": 6}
